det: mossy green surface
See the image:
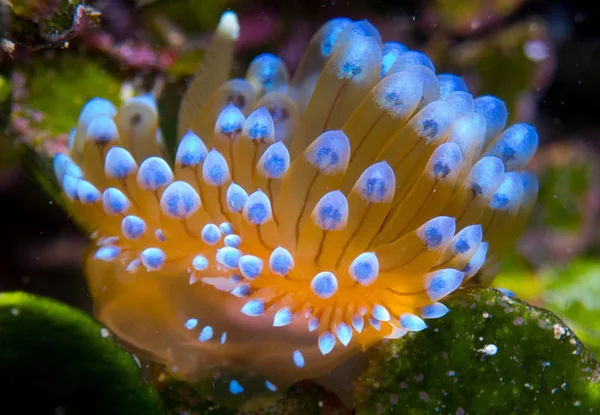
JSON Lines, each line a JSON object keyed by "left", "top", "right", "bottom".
{"left": 26, "top": 55, "right": 121, "bottom": 135}
{"left": 0, "top": 291, "right": 162, "bottom": 414}
{"left": 354, "top": 288, "right": 600, "bottom": 414}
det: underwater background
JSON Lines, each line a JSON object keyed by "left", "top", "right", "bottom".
{"left": 1, "top": 0, "right": 600, "bottom": 413}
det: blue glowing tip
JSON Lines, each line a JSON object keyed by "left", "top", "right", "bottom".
{"left": 241, "top": 299, "right": 265, "bottom": 317}
{"left": 229, "top": 379, "right": 244, "bottom": 395}
{"left": 420, "top": 302, "right": 450, "bottom": 319}
{"left": 318, "top": 332, "right": 336, "bottom": 355}
{"left": 199, "top": 326, "right": 214, "bottom": 342}
{"left": 184, "top": 318, "right": 198, "bottom": 330}
{"left": 400, "top": 313, "right": 428, "bottom": 331}
{"left": 293, "top": 350, "right": 305, "bottom": 368}
{"left": 336, "top": 322, "right": 353, "bottom": 346}
{"left": 273, "top": 308, "right": 293, "bottom": 327}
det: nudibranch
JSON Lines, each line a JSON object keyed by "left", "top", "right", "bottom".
{"left": 52, "top": 11, "right": 539, "bottom": 400}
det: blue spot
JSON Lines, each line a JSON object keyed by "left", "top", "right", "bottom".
{"left": 221, "top": 332, "right": 227, "bottom": 344}
{"left": 241, "top": 299, "right": 264, "bottom": 316}
{"left": 315, "top": 147, "right": 339, "bottom": 168}
{"left": 239, "top": 255, "right": 262, "bottom": 279}
{"left": 336, "top": 323, "right": 353, "bottom": 346}
{"left": 192, "top": 254, "right": 208, "bottom": 271}
{"left": 438, "top": 74, "right": 468, "bottom": 99}
{"left": 352, "top": 313, "right": 364, "bottom": 333}
{"left": 105, "top": 147, "right": 136, "bottom": 179}
{"left": 228, "top": 192, "right": 246, "bottom": 212}
{"left": 138, "top": 157, "right": 172, "bottom": 190}
{"left": 247, "top": 203, "right": 267, "bottom": 224}
{"left": 185, "top": 318, "right": 198, "bottom": 330}
{"left": 321, "top": 18, "right": 350, "bottom": 56}
{"left": 201, "top": 224, "right": 221, "bottom": 245}
{"left": 318, "top": 332, "right": 336, "bottom": 355}
{"left": 383, "top": 91, "right": 403, "bottom": 109}
{"left": 400, "top": 313, "right": 428, "bottom": 331}
{"left": 122, "top": 216, "right": 146, "bottom": 240}
{"left": 141, "top": 248, "right": 166, "bottom": 271}
{"left": 95, "top": 246, "right": 120, "bottom": 262}
{"left": 176, "top": 131, "right": 206, "bottom": 166}
{"left": 269, "top": 247, "right": 293, "bottom": 276}
{"left": 273, "top": 308, "right": 293, "bottom": 327}
{"left": 491, "top": 193, "right": 509, "bottom": 209}
{"left": 369, "top": 317, "right": 382, "bottom": 331}
{"left": 209, "top": 164, "right": 224, "bottom": 183}
{"left": 199, "top": 326, "right": 213, "bottom": 342}
{"left": 227, "top": 183, "right": 248, "bottom": 213}
{"left": 216, "top": 247, "right": 241, "bottom": 269}
{"left": 420, "top": 303, "right": 450, "bottom": 319}
{"left": 263, "top": 155, "right": 286, "bottom": 177}
{"left": 427, "top": 269, "right": 464, "bottom": 301}
{"left": 249, "top": 122, "right": 270, "bottom": 139}
{"left": 433, "top": 161, "right": 451, "bottom": 178}
{"left": 455, "top": 238, "right": 470, "bottom": 254}
{"left": 354, "top": 261, "right": 372, "bottom": 279}
{"left": 103, "top": 188, "right": 129, "bottom": 215}
{"left": 229, "top": 379, "right": 244, "bottom": 395}
{"left": 364, "top": 177, "right": 387, "bottom": 200}
{"left": 341, "top": 61, "right": 362, "bottom": 79}
{"left": 497, "top": 288, "right": 516, "bottom": 297}
{"left": 231, "top": 284, "right": 252, "bottom": 298}
{"left": 311, "top": 272, "right": 338, "bottom": 299}
{"left": 224, "top": 234, "right": 241, "bottom": 248}
{"left": 308, "top": 317, "right": 320, "bottom": 332}
{"left": 265, "top": 380, "right": 278, "bottom": 392}
{"left": 501, "top": 143, "right": 516, "bottom": 161}
{"left": 293, "top": 350, "right": 305, "bottom": 368}
{"left": 372, "top": 305, "right": 390, "bottom": 322}
{"left": 318, "top": 205, "right": 342, "bottom": 230}
{"left": 424, "top": 227, "right": 443, "bottom": 248}
{"left": 221, "top": 120, "right": 243, "bottom": 136}
{"left": 77, "top": 181, "right": 101, "bottom": 204}
{"left": 420, "top": 119, "right": 439, "bottom": 139}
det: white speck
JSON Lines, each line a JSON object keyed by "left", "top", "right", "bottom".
{"left": 553, "top": 323, "right": 566, "bottom": 339}
{"left": 482, "top": 311, "right": 490, "bottom": 318}
{"left": 100, "top": 328, "right": 110, "bottom": 338}
{"left": 480, "top": 344, "right": 498, "bottom": 356}
{"left": 10, "top": 308, "right": 20, "bottom": 316}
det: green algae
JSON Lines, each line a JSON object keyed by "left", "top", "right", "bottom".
{"left": 0, "top": 291, "right": 163, "bottom": 414}
{"left": 354, "top": 288, "right": 600, "bottom": 414}
{"left": 26, "top": 55, "right": 121, "bottom": 136}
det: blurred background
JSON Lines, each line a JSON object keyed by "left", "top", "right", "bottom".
{"left": 1, "top": 0, "right": 600, "bottom": 353}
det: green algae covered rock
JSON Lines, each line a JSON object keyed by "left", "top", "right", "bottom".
{"left": 354, "top": 288, "right": 600, "bottom": 414}
{"left": 0, "top": 291, "right": 162, "bottom": 414}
